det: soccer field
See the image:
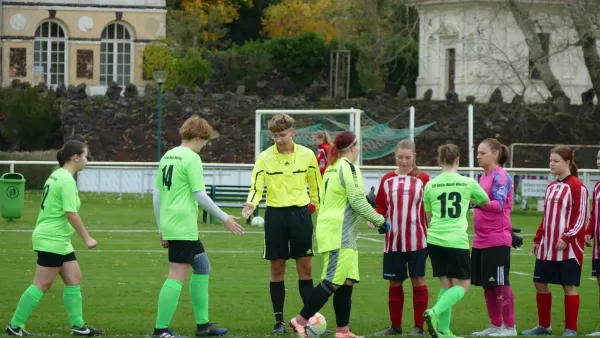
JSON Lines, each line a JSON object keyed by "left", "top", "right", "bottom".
{"left": 0, "top": 192, "right": 598, "bottom": 337}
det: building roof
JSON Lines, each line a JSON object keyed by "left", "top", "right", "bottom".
{"left": 1, "top": 0, "right": 166, "bottom": 8}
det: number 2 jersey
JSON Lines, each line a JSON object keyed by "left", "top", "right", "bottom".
{"left": 32, "top": 168, "right": 80, "bottom": 255}
{"left": 155, "top": 146, "right": 205, "bottom": 241}
{"left": 423, "top": 172, "right": 488, "bottom": 250}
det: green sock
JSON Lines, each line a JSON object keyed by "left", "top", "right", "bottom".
{"left": 155, "top": 279, "right": 183, "bottom": 329}
{"left": 63, "top": 285, "right": 85, "bottom": 327}
{"left": 436, "top": 288, "right": 452, "bottom": 333}
{"left": 191, "top": 274, "right": 210, "bottom": 325}
{"left": 433, "top": 286, "right": 465, "bottom": 331}
{"left": 11, "top": 285, "right": 44, "bottom": 329}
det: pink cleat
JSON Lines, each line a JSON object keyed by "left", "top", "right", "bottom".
{"left": 289, "top": 318, "right": 307, "bottom": 338}
{"left": 336, "top": 331, "right": 365, "bottom": 338}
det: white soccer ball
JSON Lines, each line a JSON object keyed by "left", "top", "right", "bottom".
{"left": 306, "top": 312, "right": 327, "bottom": 337}
{"left": 251, "top": 216, "right": 265, "bottom": 227}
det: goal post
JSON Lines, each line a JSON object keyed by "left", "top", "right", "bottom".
{"left": 255, "top": 108, "right": 363, "bottom": 163}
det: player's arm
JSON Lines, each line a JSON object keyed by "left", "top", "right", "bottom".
{"left": 586, "top": 184, "right": 598, "bottom": 238}
{"left": 471, "top": 179, "right": 491, "bottom": 207}
{"left": 246, "top": 156, "right": 266, "bottom": 208}
{"left": 374, "top": 176, "right": 388, "bottom": 216}
{"left": 477, "top": 172, "right": 509, "bottom": 213}
{"left": 62, "top": 181, "right": 95, "bottom": 247}
{"left": 561, "top": 184, "right": 589, "bottom": 243}
{"left": 307, "top": 154, "right": 323, "bottom": 211}
{"left": 153, "top": 186, "right": 161, "bottom": 233}
{"left": 187, "top": 157, "right": 229, "bottom": 223}
{"left": 423, "top": 183, "right": 432, "bottom": 223}
{"left": 344, "top": 166, "right": 385, "bottom": 226}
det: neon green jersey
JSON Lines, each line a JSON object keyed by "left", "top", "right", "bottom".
{"left": 423, "top": 172, "right": 488, "bottom": 249}
{"left": 316, "top": 158, "right": 385, "bottom": 253}
{"left": 32, "top": 168, "right": 80, "bottom": 255}
{"left": 155, "top": 146, "right": 205, "bottom": 240}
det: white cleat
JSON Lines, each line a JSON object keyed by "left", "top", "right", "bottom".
{"left": 490, "top": 326, "right": 517, "bottom": 337}
{"left": 587, "top": 330, "right": 600, "bottom": 336}
{"left": 473, "top": 326, "right": 502, "bottom": 337}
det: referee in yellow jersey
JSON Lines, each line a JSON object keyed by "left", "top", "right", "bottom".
{"left": 243, "top": 114, "right": 323, "bottom": 334}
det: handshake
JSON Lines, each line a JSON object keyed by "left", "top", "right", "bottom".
{"left": 366, "top": 186, "right": 390, "bottom": 234}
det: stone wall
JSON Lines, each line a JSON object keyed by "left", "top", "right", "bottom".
{"left": 59, "top": 87, "right": 600, "bottom": 168}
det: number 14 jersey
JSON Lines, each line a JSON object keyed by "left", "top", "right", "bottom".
{"left": 156, "top": 146, "right": 205, "bottom": 241}
{"left": 423, "top": 172, "right": 488, "bottom": 249}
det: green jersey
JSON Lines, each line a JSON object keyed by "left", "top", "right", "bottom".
{"left": 156, "top": 146, "right": 205, "bottom": 240}
{"left": 423, "top": 172, "right": 488, "bottom": 249}
{"left": 32, "top": 168, "right": 80, "bottom": 255}
{"left": 316, "top": 158, "right": 385, "bottom": 253}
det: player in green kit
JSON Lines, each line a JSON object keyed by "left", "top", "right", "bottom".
{"left": 152, "top": 115, "right": 245, "bottom": 338}
{"left": 422, "top": 144, "right": 490, "bottom": 338}
{"left": 5, "top": 140, "right": 103, "bottom": 337}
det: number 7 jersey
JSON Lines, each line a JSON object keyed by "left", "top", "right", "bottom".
{"left": 155, "top": 146, "right": 206, "bottom": 241}
{"left": 423, "top": 172, "right": 488, "bottom": 249}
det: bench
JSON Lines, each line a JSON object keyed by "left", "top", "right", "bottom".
{"left": 202, "top": 185, "right": 264, "bottom": 225}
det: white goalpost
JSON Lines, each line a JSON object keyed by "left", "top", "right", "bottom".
{"left": 255, "top": 108, "right": 364, "bottom": 163}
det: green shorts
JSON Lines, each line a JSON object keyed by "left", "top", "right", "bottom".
{"left": 321, "top": 248, "right": 359, "bottom": 285}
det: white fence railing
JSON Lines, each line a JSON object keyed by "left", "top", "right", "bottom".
{"left": 1, "top": 161, "right": 599, "bottom": 202}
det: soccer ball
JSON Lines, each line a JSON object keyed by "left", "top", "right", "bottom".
{"left": 251, "top": 216, "right": 265, "bottom": 227}
{"left": 306, "top": 312, "right": 327, "bottom": 337}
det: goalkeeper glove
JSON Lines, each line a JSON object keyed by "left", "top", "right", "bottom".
{"left": 366, "top": 186, "right": 377, "bottom": 208}
{"left": 378, "top": 221, "right": 391, "bottom": 234}
{"left": 511, "top": 227, "right": 523, "bottom": 248}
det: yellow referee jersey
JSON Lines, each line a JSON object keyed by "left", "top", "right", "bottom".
{"left": 246, "top": 143, "right": 322, "bottom": 210}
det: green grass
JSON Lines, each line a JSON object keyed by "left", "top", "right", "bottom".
{"left": 0, "top": 192, "right": 599, "bottom": 337}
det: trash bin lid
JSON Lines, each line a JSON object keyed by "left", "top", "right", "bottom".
{"left": 0, "top": 173, "right": 26, "bottom": 182}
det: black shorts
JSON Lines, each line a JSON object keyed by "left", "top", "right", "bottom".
{"left": 593, "top": 259, "right": 600, "bottom": 277}
{"left": 168, "top": 240, "right": 205, "bottom": 264}
{"left": 427, "top": 243, "right": 470, "bottom": 280}
{"left": 533, "top": 258, "right": 581, "bottom": 286}
{"left": 471, "top": 246, "right": 511, "bottom": 287}
{"left": 36, "top": 251, "right": 77, "bottom": 268}
{"left": 263, "top": 205, "right": 314, "bottom": 260}
{"left": 383, "top": 248, "right": 428, "bottom": 281}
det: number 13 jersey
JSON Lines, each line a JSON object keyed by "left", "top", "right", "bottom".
{"left": 156, "top": 146, "right": 205, "bottom": 241}
{"left": 423, "top": 172, "right": 488, "bottom": 249}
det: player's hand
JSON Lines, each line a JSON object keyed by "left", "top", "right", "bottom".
{"left": 377, "top": 221, "right": 391, "bottom": 234}
{"left": 242, "top": 203, "right": 255, "bottom": 219}
{"left": 367, "top": 221, "right": 375, "bottom": 229}
{"left": 555, "top": 239, "right": 567, "bottom": 251}
{"left": 585, "top": 234, "right": 593, "bottom": 247}
{"left": 85, "top": 237, "right": 97, "bottom": 249}
{"left": 531, "top": 243, "right": 539, "bottom": 255}
{"left": 160, "top": 234, "right": 169, "bottom": 248}
{"left": 225, "top": 215, "right": 244, "bottom": 235}
{"left": 511, "top": 227, "right": 523, "bottom": 248}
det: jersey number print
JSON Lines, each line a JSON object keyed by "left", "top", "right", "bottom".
{"left": 162, "top": 165, "right": 174, "bottom": 191}
{"left": 41, "top": 184, "right": 50, "bottom": 210}
{"left": 437, "top": 191, "right": 461, "bottom": 218}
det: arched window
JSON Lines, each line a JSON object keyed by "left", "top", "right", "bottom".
{"left": 101, "top": 22, "right": 133, "bottom": 86}
{"left": 34, "top": 20, "right": 67, "bottom": 86}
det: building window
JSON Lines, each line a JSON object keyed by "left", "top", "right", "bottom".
{"left": 529, "top": 33, "right": 550, "bottom": 80}
{"left": 101, "top": 22, "right": 133, "bottom": 86}
{"left": 34, "top": 20, "right": 67, "bottom": 86}
{"left": 9, "top": 48, "right": 27, "bottom": 77}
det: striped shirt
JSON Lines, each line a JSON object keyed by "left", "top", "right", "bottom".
{"left": 586, "top": 181, "right": 600, "bottom": 260}
{"left": 534, "top": 175, "right": 589, "bottom": 266}
{"left": 375, "top": 171, "right": 429, "bottom": 252}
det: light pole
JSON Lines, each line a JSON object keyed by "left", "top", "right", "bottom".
{"left": 152, "top": 70, "right": 168, "bottom": 161}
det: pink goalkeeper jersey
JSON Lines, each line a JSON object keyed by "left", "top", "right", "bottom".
{"left": 473, "top": 167, "right": 513, "bottom": 249}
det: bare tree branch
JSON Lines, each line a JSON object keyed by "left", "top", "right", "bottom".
{"left": 568, "top": 0, "right": 600, "bottom": 100}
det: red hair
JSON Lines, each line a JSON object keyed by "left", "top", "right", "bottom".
{"left": 328, "top": 131, "right": 357, "bottom": 164}
{"left": 551, "top": 146, "right": 579, "bottom": 177}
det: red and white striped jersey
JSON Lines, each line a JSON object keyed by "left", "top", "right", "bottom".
{"left": 534, "top": 175, "right": 589, "bottom": 266}
{"left": 375, "top": 171, "right": 429, "bottom": 252}
{"left": 586, "top": 181, "right": 600, "bottom": 260}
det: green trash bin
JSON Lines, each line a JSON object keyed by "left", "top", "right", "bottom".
{"left": 0, "top": 173, "right": 26, "bottom": 220}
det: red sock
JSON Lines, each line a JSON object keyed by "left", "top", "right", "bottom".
{"left": 536, "top": 293, "right": 552, "bottom": 328}
{"left": 565, "top": 295, "right": 580, "bottom": 332}
{"left": 389, "top": 285, "right": 404, "bottom": 330}
{"left": 413, "top": 285, "right": 428, "bottom": 329}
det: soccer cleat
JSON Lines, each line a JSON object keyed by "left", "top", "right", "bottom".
{"left": 289, "top": 318, "right": 307, "bottom": 338}
{"left": 373, "top": 326, "right": 402, "bottom": 336}
{"left": 152, "top": 328, "right": 187, "bottom": 338}
{"left": 196, "top": 323, "right": 227, "bottom": 337}
{"left": 438, "top": 332, "right": 463, "bottom": 338}
{"left": 489, "top": 326, "right": 517, "bottom": 337}
{"left": 521, "top": 326, "right": 552, "bottom": 336}
{"left": 335, "top": 331, "right": 364, "bottom": 338}
{"left": 408, "top": 326, "right": 425, "bottom": 336}
{"left": 423, "top": 309, "right": 440, "bottom": 338}
{"left": 473, "top": 325, "right": 502, "bottom": 336}
{"left": 71, "top": 325, "right": 104, "bottom": 336}
{"left": 5, "top": 323, "right": 33, "bottom": 337}
{"left": 587, "top": 329, "right": 600, "bottom": 336}
{"left": 272, "top": 321, "right": 287, "bottom": 335}
{"left": 562, "top": 330, "right": 577, "bottom": 337}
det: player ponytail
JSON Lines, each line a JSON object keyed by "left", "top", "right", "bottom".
{"left": 551, "top": 145, "right": 578, "bottom": 178}
{"left": 482, "top": 138, "right": 509, "bottom": 167}
{"left": 329, "top": 131, "right": 357, "bottom": 164}
{"left": 397, "top": 139, "right": 420, "bottom": 177}
{"left": 57, "top": 140, "right": 87, "bottom": 167}
{"left": 438, "top": 144, "right": 460, "bottom": 166}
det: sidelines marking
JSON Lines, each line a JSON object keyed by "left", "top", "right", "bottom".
{"left": 510, "top": 271, "right": 531, "bottom": 276}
